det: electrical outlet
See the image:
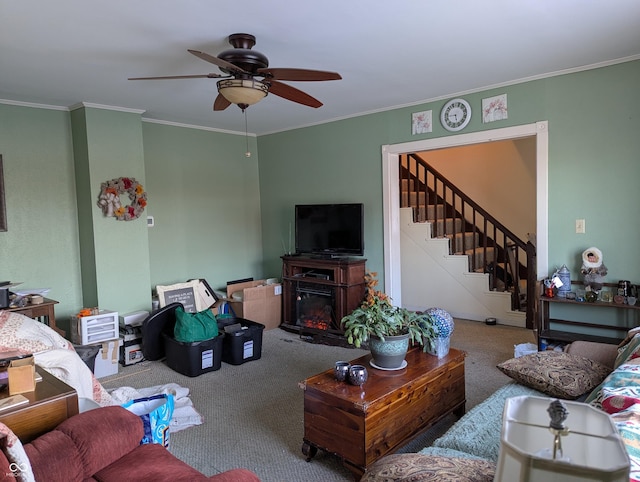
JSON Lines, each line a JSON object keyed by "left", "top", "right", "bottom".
{"left": 575, "top": 219, "right": 585, "bottom": 234}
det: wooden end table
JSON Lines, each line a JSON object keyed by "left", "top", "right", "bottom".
{"left": 0, "top": 368, "right": 78, "bottom": 442}
{"left": 300, "top": 347, "right": 466, "bottom": 479}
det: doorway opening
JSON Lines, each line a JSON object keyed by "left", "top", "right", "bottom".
{"left": 381, "top": 121, "right": 548, "bottom": 307}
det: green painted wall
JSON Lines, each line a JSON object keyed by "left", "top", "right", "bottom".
{"left": 1, "top": 105, "right": 263, "bottom": 331}
{"left": 142, "top": 122, "right": 263, "bottom": 292}
{"left": 0, "top": 104, "right": 83, "bottom": 320}
{"left": 72, "top": 106, "right": 151, "bottom": 314}
{"left": 70, "top": 108, "right": 98, "bottom": 309}
{"left": 257, "top": 116, "right": 391, "bottom": 279}
{"left": 258, "top": 60, "right": 640, "bottom": 289}
{"left": 1, "top": 59, "right": 638, "bottom": 335}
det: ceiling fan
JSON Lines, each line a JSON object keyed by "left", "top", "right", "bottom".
{"left": 129, "top": 33, "right": 342, "bottom": 112}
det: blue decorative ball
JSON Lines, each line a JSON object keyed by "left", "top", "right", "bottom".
{"left": 425, "top": 307, "right": 454, "bottom": 338}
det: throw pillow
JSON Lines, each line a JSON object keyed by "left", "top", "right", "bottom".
{"left": 496, "top": 351, "right": 611, "bottom": 399}
{"left": 361, "top": 454, "right": 495, "bottom": 482}
{"left": 419, "top": 446, "right": 487, "bottom": 460}
{"left": 0, "top": 422, "right": 35, "bottom": 482}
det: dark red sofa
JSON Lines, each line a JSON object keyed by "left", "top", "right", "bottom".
{"left": 1, "top": 406, "right": 259, "bottom": 482}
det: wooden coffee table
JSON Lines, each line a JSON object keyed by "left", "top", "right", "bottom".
{"left": 300, "top": 347, "right": 465, "bottom": 479}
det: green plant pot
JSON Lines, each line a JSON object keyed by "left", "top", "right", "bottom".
{"left": 369, "top": 334, "right": 409, "bottom": 369}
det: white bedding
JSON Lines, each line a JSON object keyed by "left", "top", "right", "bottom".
{"left": 0, "top": 311, "right": 203, "bottom": 432}
{"left": 0, "top": 311, "right": 114, "bottom": 406}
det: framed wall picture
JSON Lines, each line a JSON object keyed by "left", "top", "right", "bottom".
{"left": 412, "top": 110, "right": 432, "bottom": 135}
{"left": 482, "top": 94, "right": 508, "bottom": 123}
{"left": 0, "top": 155, "right": 6, "bottom": 232}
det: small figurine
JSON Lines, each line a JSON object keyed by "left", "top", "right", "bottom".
{"left": 547, "top": 399, "right": 570, "bottom": 460}
{"left": 580, "top": 247, "right": 607, "bottom": 292}
{"left": 547, "top": 399, "right": 569, "bottom": 431}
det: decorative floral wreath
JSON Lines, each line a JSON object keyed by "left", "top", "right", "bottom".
{"left": 96, "top": 177, "right": 147, "bottom": 221}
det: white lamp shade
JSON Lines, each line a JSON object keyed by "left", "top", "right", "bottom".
{"left": 495, "top": 396, "right": 630, "bottom": 482}
{"left": 217, "top": 79, "right": 268, "bottom": 106}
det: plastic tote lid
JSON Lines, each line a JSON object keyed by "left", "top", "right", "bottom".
{"left": 141, "top": 303, "right": 183, "bottom": 360}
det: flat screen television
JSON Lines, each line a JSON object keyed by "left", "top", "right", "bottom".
{"left": 295, "top": 203, "right": 364, "bottom": 257}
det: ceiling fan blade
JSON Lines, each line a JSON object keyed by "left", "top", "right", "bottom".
{"left": 257, "top": 68, "right": 342, "bottom": 82}
{"left": 213, "top": 94, "right": 232, "bottom": 111}
{"left": 188, "top": 49, "right": 249, "bottom": 75}
{"left": 267, "top": 80, "right": 322, "bottom": 108}
{"left": 128, "top": 73, "right": 223, "bottom": 80}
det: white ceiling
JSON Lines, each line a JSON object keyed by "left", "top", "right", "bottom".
{"left": 1, "top": 1, "right": 639, "bottom": 136}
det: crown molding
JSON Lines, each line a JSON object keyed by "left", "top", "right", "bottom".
{"left": 69, "top": 102, "right": 145, "bottom": 114}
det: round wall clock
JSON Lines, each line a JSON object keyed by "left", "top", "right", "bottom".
{"left": 440, "top": 98, "right": 472, "bottom": 132}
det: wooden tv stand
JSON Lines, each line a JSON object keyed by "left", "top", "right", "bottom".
{"left": 281, "top": 256, "right": 366, "bottom": 338}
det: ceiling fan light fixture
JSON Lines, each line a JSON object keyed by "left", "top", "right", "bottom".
{"left": 217, "top": 79, "right": 268, "bottom": 107}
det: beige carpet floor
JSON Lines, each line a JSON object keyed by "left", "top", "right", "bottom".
{"left": 99, "top": 319, "right": 535, "bottom": 481}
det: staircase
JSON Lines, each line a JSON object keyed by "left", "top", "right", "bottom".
{"left": 399, "top": 153, "right": 536, "bottom": 328}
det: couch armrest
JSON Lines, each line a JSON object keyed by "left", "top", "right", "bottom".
{"left": 25, "top": 406, "right": 143, "bottom": 481}
{"left": 94, "top": 443, "right": 261, "bottom": 482}
{"left": 565, "top": 341, "right": 618, "bottom": 370}
{"left": 58, "top": 406, "right": 143, "bottom": 476}
{"left": 24, "top": 429, "right": 86, "bottom": 482}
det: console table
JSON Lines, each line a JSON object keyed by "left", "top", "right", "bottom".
{"left": 2, "top": 298, "right": 64, "bottom": 337}
{"left": 537, "top": 282, "right": 639, "bottom": 349}
{"left": 0, "top": 368, "right": 78, "bottom": 442}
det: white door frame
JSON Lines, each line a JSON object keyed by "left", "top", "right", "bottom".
{"left": 382, "top": 121, "right": 548, "bottom": 305}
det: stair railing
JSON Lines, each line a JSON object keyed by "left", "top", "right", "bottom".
{"left": 400, "top": 153, "right": 537, "bottom": 328}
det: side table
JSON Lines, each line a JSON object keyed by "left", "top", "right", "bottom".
{"left": 2, "top": 298, "right": 64, "bottom": 337}
{"left": 0, "top": 368, "right": 78, "bottom": 442}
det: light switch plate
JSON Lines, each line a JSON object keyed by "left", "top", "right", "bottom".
{"left": 575, "top": 219, "right": 585, "bottom": 234}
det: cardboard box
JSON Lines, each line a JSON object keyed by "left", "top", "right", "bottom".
{"left": 156, "top": 279, "right": 217, "bottom": 313}
{"left": 191, "top": 278, "right": 216, "bottom": 311}
{"left": 94, "top": 338, "right": 122, "bottom": 378}
{"left": 8, "top": 355, "right": 35, "bottom": 394}
{"left": 226, "top": 280, "right": 282, "bottom": 330}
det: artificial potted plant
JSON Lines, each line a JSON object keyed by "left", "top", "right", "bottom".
{"left": 341, "top": 272, "right": 436, "bottom": 369}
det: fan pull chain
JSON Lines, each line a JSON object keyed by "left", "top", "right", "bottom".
{"left": 244, "top": 110, "right": 251, "bottom": 158}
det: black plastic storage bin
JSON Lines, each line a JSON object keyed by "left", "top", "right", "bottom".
{"left": 141, "top": 302, "right": 224, "bottom": 377}
{"left": 217, "top": 317, "right": 264, "bottom": 365}
{"left": 162, "top": 331, "right": 223, "bottom": 377}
